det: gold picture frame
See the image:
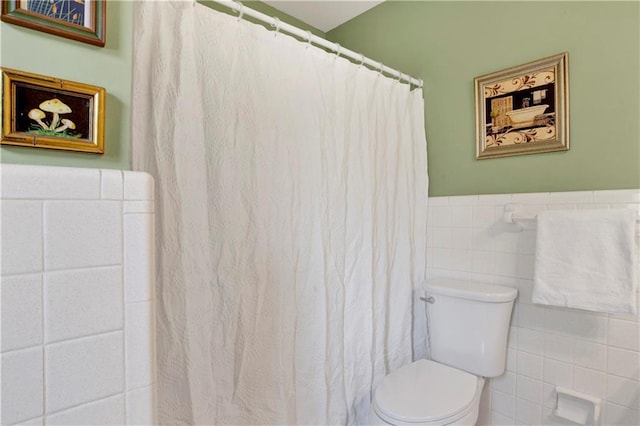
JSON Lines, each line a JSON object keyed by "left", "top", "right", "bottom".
{"left": 475, "top": 52, "right": 569, "bottom": 159}
{"left": 1, "top": 67, "right": 105, "bottom": 154}
{"left": 1, "top": 0, "right": 106, "bottom": 47}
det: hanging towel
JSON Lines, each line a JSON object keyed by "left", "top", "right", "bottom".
{"left": 532, "top": 209, "right": 638, "bottom": 314}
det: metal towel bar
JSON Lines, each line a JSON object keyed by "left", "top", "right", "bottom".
{"left": 503, "top": 203, "right": 640, "bottom": 236}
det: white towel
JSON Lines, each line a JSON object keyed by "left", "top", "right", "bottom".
{"left": 532, "top": 209, "right": 638, "bottom": 314}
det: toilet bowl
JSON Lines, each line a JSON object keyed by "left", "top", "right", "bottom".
{"left": 369, "top": 360, "right": 485, "bottom": 425}
{"left": 369, "top": 279, "right": 517, "bottom": 426}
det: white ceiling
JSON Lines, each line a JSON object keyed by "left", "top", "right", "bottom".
{"left": 263, "top": 1, "right": 384, "bottom": 32}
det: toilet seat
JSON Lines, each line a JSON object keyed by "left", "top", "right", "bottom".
{"left": 372, "top": 359, "right": 479, "bottom": 425}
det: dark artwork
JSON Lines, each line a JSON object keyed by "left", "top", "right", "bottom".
{"left": 485, "top": 83, "right": 556, "bottom": 126}
{"left": 27, "top": 0, "right": 86, "bottom": 26}
{"left": 14, "top": 83, "right": 91, "bottom": 141}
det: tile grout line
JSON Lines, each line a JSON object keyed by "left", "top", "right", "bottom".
{"left": 40, "top": 200, "right": 47, "bottom": 423}
{"left": 121, "top": 172, "right": 129, "bottom": 424}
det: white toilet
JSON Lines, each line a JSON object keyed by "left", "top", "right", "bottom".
{"left": 370, "top": 278, "right": 517, "bottom": 425}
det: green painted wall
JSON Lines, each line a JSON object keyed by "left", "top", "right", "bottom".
{"left": 1, "top": 1, "right": 133, "bottom": 170}
{"left": 328, "top": 1, "right": 640, "bottom": 196}
{"left": 0, "top": 1, "right": 323, "bottom": 171}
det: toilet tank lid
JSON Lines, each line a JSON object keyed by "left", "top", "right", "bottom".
{"left": 425, "top": 278, "right": 517, "bottom": 302}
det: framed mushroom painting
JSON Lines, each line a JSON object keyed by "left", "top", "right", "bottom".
{"left": 1, "top": 68, "right": 105, "bottom": 153}
{"left": 475, "top": 52, "right": 569, "bottom": 159}
{"left": 1, "top": 0, "right": 106, "bottom": 47}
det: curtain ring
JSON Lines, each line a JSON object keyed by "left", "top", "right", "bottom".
{"left": 236, "top": 1, "right": 244, "bottom": 21}
{"left": 334, "top": 43, "right": 341, "bottom": 59}
{"left": 358, "top": 53, "right": 365, "bottom": 67}
{"left": 396, "top": 73, "right": 404, "bottom": 84}
{"left": 419, "top": 79, "right": 424, "bottom": 88}
{"left": 271, "top": 17, "right": 281, "bottom": 37}
{"left": 377, "top": 62, "right": 384, "bottom": 76}
{"left": 305, "top": 31, "right": 312, "bottom": 49}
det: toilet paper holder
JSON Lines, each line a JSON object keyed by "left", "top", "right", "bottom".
{"left": 553, "top": 386, "right": 601, "bottom": 426}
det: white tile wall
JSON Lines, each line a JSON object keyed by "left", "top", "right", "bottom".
{"left": 427, "top": 189, "right": 640, "bottom": 426}
{"left": 1, "top": 347, "right": 44, "bottom": 424}
{"left": 45, "top": 332, "right": 124, "bottom": 412}
{"left": 0, "top": 165, "right": 156, "bottom": 425}
{"left": 1, "top": 274, "right": 43, "bottom": 352}
{"left": 46, "top": 394, "right": 125, "bottom": 425}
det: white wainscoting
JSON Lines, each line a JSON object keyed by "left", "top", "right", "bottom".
{"left": 1, "top": 165, "right": 156, "bottom": 426}
{"left": 427, "top": 189, "right": 640, "bottom": 426}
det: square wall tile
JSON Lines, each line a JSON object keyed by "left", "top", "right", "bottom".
{"left": 491, "top": 390, "right": 515, "bottom": 419}
{"left": 45, "top": 331, "right": 124, "bottom": 413}
{"left": 124, "top": 201, "right": 155, "bottom": 214}
{"left": 544, "top": 333, "right": 574, "bottom": 363}
{"left": 517, "top": 254, "right": 536, "bottom": 280}
{"left": 428, "top": 196, "right": 449, "bottom": 206}
{"left": 542, "top": 383, "right": 556, "bottom": 408}
{"left": 1, "top": 165, "right": 100, "bottom": 200}
{"left": 517, "top": 230, "right": 536, "bottom": 255}
{"left": 605, "top": 402, "right": 640, "bottom": 426}
{"left": 472, "top": 206, "right": 497, "bottom": 228}
{"left": 517, "top": 328, "right": 543, "bottom": 356}
{"left": 573, "top": 366, "right": 605, "bottom": 398}
{"left": 450, "top": 206, "right": 473, "bottom": 228}
{"left": 1, "top": 347, "right": 43, "bottom": 425}
{"left": 490, "top": 410, "right": 514, "bottom": 425}
{"left": 126, "top": 302, "right": 154, "bottom": 390}
{"left": 517, "top": 351, "right": 543, "bottom": 379}
{"left": 517, "top": 375, "right": 543, "bottom": 404}
{"left": 46, "top": 395, "right": 124, "bottom": 425}
{"left": 44, "top": 266, "right": 123, "bottom": 343}
{"left": 543, "top": 358, "right": 573, "bottom": 388}
{"left": 511, "top": 192, "right": 550, "bottom": 204}
{"left": 506, "top": 348, "right": 516, "bottom": 372}
{"left": 124, "top": 214, "right": 155, "bottom": 302}
{"left": 124, "top": 172, "right": 154, "bottom": 201}
{"left": 471, "top": 251, "right": 494, "bottom": 275}
{"left": 428, "top": 248, "right": 451, "bottom": 270}
{"left": 493, "top": 231, "right": 519, "bottom": 254}
{"left": 126, "top": 386, "right": 155, "bottom": 426}
{"left": 491, "top": 371, "right": 515, "bottom": 395}
{"left": 450, "top": 228, "right": 472, "bottom": 249}
{"left": 450, "top": 249, "right": 472, "bottom": 272}
{"left": 427, "top": 227, "right": 450, "bottom": 248}
{"left": 494, "top": 253, "right": 518, "bottom": 278}
{"left": 608, "top": 319, "right": 640, "bottom": 351}
{"left": 1, "top": 201, "right": 42, "bottom": 275}
{"left": 428, "top": 206, "right": 451, "bottom": 227}
{"left": 607, "top": 347, "right": 640, "bottom": 381}
{"left": 448, "top": 195, "right": 478, "bottom": 206}
{"left": 16, "top": 417, "right": 43, "bottom": 425}
{"left": 516, "top": 398, "right": 542, "bottom": 425}
{"left": 547, "top": 191, "right": 594, "bottom": 204}
{"left": 606, "top": 374, "right": 640, "bottom": 408}
{"left": 593, "top": 189, "right": 640, "bottom": 203}
{"left": 543, "top": 308, "right": 607, "bottom": 344}
{"left": 43, "top": 201, "right": 122, "bottom": 271}
{"left": 1, "top": 274, "right": 42, "bottom": 352}
{"left": 100, "top": 170, "right": 123, "bottom": 200}
{"left": 476, "top": 193, "right": 511, "bottom": 206}
{"left": 573, "top": 340, "right": 606, "bottom": 372}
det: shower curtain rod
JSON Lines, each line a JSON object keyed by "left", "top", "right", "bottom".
{"left": 205, "top": 0, "right": 423, "bottom": 88}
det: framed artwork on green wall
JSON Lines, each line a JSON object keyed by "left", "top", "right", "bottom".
{"left": 1, "top": 68, "right": 106, "bottom": 153}
{"left": 1, "top": 0, "right": 106, "bottom": 47}
{"left": 475, "top": 52, "right": 569, "bottom": 159}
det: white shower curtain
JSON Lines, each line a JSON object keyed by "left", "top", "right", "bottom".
{"left": 132, "top": 1, "right": 428, "bottom": 424}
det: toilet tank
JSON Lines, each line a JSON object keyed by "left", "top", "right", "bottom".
{"left": 425, "top": 278, "right": 517, "bottom": 378}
